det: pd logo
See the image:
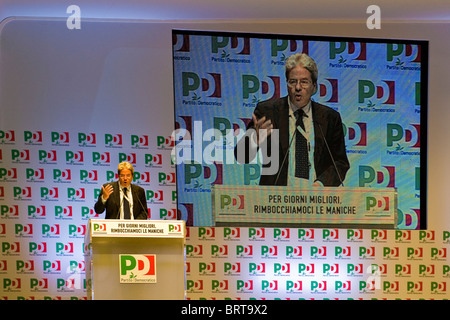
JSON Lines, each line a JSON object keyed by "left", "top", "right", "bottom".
{"left": 0, "top": 168, "right": 18, "bottom": 181}
{"left": 359, "top": 165, "right": 395, "bottom": 188}
{"left": 105, "top": 134, "right": 123, "bottom": 148}
{"left": 13, "top": 187, "right": 32, "bottom": 200}
{"left": 80, "top": 170, "right": 98, "bottom": 184}
{"left": 131, "top": 135, "right": 149, "bottom": 149}
{"left": 92, "top": 152, "right": 110, "bottom": 166}
{"left": 220, "top": 194, "right": 244, "bottom": 211}
{"left": 261, "top": 245, "right": 278, "bottom": 258}
{"left": 156, "top": 135, "right": 174, "bottom": 150}
{"left": 211, "top": 36, "right": 250, "bottom": 55}
{"left": 40, "top": 187, "right": 59, "bottom": 201}
{"left": 2, "top": 242, "right": 21, "bottom": 255}
{"left": 26, "top": 168, "right": 45, "bottom": 182}
{"left": 56, "top": 242, "right": 74, "bottom": 256}
{"left": 24, "top": 131, "right": 43, "bottom": 145}
{"left": 92, "top": 223, "right": 107, "bottom": 233}
{"left": 236, "top": 280, "right": 253, "bottom": 293}
{"left": 119, "top": 153, "right": 137, "bottom": 165}
{"left": 242, "top": 74, "right": 280, "bottom": 101}
{"left": 270, "top": 39, "right": 309, "bottom": 58}
{"left": 387, "top": 43, "right": 421, "bottom": 63}
{"left": 184, "top": 163, "right": 222, "bottom": 185}
{"left": 311, "top": 246, "right": 327, "bottom": 259}
{"left": 42, "top": 224, "right": 60, "bottom": 238}
{"left": 212, "top": 245, "right": 228, "bottom": 258}
{"left": 68, "top": 188, "right": 86, "bottom": 201}
{"left": 182, "top": 72, "right": 221, "bottom": 99}
{"left": 298, "top": 229, "right": 315, "bottom": 241}
{"left": 11, "top": 149, "right": 30, "bottom": 163}
{"left": 387, "top": 123, "right": 420, "bottom": 149}
{"left": 311, "top": 280, "right": 327, "bottom": 293}
{"left": 358, "top": 80, "right": 395, "bottom": 106}
{"left": 318, "top": 78, "right": 339, "bottom": 103}
{"left": 344, "top": 122, "right": 367, "bottom": 147}
{"left": 335, "top": 246, "right": 351, "bottom": 259}
{"left": 347, "top": 229, "right": 364, "bottom": 241}
{"left": 286, "top": 280, "right": 303, "bottom": 293}
{"left": 38, "top": 150, "right": 57, "bottom": 164}
{"left": 15, "top": 224, "right": 33, "bottom": 237}
{"left": 286, "top": 246, "right": 303, "bottom": 259}
{"left": 330, "top": 42, "right": 366, "bottom": 61}
{"left": 145, "top": 153, "right": 163, "bottom": 168}
{"left": 330, "top": 42, "right": 367, "bottom": 63}
{"left": 366, "top": 196, "right": 391, "bottom": 212}
{"left": 147, "top": 190, "right": 164, "bottom": 203}
{"left": 274, "top": 228, "right": 290, "bottom": 241}
{"left": 51, "top": 132, "right": 69, "bottom": 145}
{"left": 359, "top": 246, "right": 376, "bottom": 259}
{"left": 173, "top": 33, "right": 190, "bottom": 53}
{"left": 55, "top": 206, "right": 73, "bottom": 219}
{"left": 29, "top": 242, "right": 47, "bottom": 255}
{"left": 1, "top": 205, "right": 19, "bottom": 218}
{"left": 236, "top": 245, "right": 253, "bottom": 258}
{"left": 158, "top": 171, "right": 176, "bottom": 186}
{"left": 223, "top": 227, "right": 240, "bottom": 240}
{"left": 261, "top": 280, "right": 278, "bottom": 293}
{"left": 198, "top": 227, "right": 215, "bottom": 240}
{"left": 185, "top": 245, "right": 203, "bottom": 257}
{"left": 78, "top": 133, "right": 97, "bottom": 147}
{"left": 119, "top": 254, "right": 156, "bottom": 283}
{"left": 53, "top": 169, "right": 72, "bottom": 183}
{"left": 66, "top": 151, "right": 84, "bottom": 165}
{"left": 248, "top": 228, "right": 265, "bottom": 240}
{"left": 0, "top": 130, "right": 15, "bottom": 144}
{"left": 407, "top": 247, "right": 423, "bottom": 260}
{"left": 168, "top": 223, "right": 183, "bottom": 234}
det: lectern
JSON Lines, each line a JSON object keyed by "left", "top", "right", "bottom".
{"left": 84, "top": 219, "right": 186, "bottom": 300}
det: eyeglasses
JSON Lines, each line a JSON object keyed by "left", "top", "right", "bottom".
{"left": 119, "top": 174, "right": 132, "bottom": 178}
{"left": 287, "top": 79, "right": 313, "bottom": 88}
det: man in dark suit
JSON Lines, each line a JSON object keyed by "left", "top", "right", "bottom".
{"left": 94, "top": 161, "right": 148, "bottom": 219}
{"left": 235, "top": 53, "right": 349, "bottom": 187}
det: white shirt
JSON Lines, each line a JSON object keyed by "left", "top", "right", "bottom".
{"left": 287, "top": 99, "right": 317, "bottom": 186}
{"left": 119, "top": 184, "right": 134, "bottom": 220}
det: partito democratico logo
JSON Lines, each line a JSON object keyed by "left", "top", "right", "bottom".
{"left": 119, "top": 254, "right": 157, "bottom": 283}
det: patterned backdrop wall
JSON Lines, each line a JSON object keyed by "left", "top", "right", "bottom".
{"left": 0, "top": 19, "right": 447, "bottom": 300}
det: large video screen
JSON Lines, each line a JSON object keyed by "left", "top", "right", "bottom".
{"left": 172, "top": 30, "right": 427, "bottom": 230}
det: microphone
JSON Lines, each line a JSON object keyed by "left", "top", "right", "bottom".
{"left": 116, "top": 184, "right": 122, "bottom": 219}
{"left": 315, "top": 120, "right": 345, "bottom": 187}
{"left": 274, "top": 112, "right": 306, "bottom": 185}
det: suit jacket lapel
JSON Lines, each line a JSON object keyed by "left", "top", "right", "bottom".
{"left": 278, "top": 97, "right": 290, "bottom": 155}
{"left": 113, "top": 181, "right": 121, "bottom": 218}
{"left": 130, "top": 184, "right": 137, "bottom": 218}
{"left": 311, "top": 101, "right": 326, "bottom": 160}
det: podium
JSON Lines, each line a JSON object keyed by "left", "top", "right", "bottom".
{"left": 212, "top": 185, "right": 398, "bottom": 229}
{"left": 84, "top": 219, "right": 186, "bottom": 300}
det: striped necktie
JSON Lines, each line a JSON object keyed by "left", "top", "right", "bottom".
{"left": 123, "top": 187, "right": 131, "bottom": 219}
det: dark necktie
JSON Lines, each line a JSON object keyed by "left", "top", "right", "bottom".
{"left": 294, "top": 109, "right": 309, "bottom": 179}
{"left": 123, "top": 187, "right": 131, "bottom": 219}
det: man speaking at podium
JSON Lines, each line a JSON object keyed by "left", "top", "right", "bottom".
{"left": 236, "top": 53, "right": 350, "bottom": 187}
{"left": 94, "top": 161, "right": 148, "bottom": 220}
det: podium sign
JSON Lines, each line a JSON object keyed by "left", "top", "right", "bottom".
{"left": 84, "top": 219, "right": 186, "bottom": 300}
{"left": 88, "top": 220, "right": 185, "bottom": 238}
{"left": 212, "top": 185, "right": 397, "bottom": 229}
